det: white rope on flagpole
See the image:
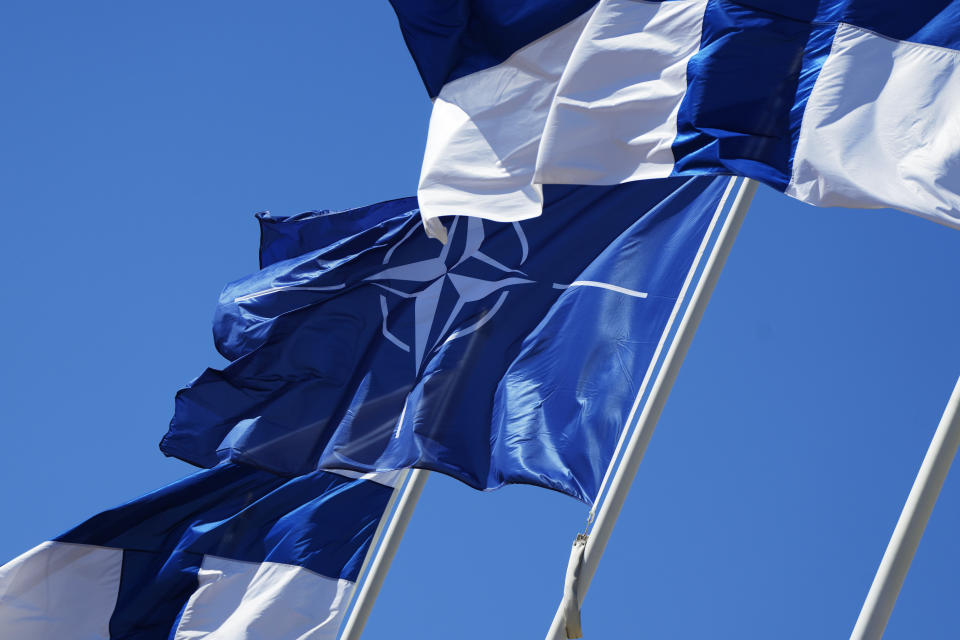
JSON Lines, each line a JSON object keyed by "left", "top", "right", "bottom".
{"left": 850, "top": 376, "right": 960, "bottom": 640}
{"left": 340, "top": 468, "right": 429, "bottom": 640}
{"left": 546, "top": 176, "right": 758, "bottom": 640}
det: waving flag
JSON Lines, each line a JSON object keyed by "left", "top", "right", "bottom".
{"left": 161, "top": 176, "right": 731, "bottom": 503}
{"left": 0, "top": 464, "right": 395, "bottom": 639}
{"left": 392, "top": 0, "right": 960, "bottom": 231}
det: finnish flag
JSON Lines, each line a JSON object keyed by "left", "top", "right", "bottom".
{"left": 391, "top": 0, "right": 960, "bottom": 231}
{"left": 0, "top": 463, "right": 396, "bottom": 639}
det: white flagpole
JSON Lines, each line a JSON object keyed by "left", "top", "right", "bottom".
{"left": 340, "top": 468, "right": 429, "bottom": 640}
{"left": 339, "top": 469, "right": 411, "bottom": 618}
{"left": 850, "top": 376, "right": 960, "bottom": 640}
{"left": 546, "top": 176, "right": 758, "bottom": 639}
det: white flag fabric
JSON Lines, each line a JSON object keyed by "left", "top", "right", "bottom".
{"left": 392, "top": 0, "right": 960, "bottom": 231}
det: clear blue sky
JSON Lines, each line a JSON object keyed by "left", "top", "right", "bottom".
{"left": 2, "top": 3, "right": 959, "bottom": 638}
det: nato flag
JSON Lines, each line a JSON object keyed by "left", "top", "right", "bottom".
{"left": 161, "top": 177, "right": 728, "bottom": 503}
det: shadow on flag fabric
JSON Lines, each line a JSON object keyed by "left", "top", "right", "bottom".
{"left": 0, "top": 464, "right": 395, "bottom": 639}
{"left": 391, "top": 0, "right": 960, "bottom": 231}
{"left": 161, "top": 176, "right": 728, "bottom": 504}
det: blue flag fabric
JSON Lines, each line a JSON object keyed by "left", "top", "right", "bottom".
{"left": 161, "top": 177, "right": 728, "bottom": 503}
{"left": 0, "top": 464, "right": 394, "bottom": 639}
{"left": 396, "top": 0, "right": 960, "bottom": 232}
{"left": 391, "top": 0, "right": 959, "bottom": 99}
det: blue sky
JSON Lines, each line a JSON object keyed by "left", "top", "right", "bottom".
{"left": 2, "top": 2, "right": 959, "bottom": 638}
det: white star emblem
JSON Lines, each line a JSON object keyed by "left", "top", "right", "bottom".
{"left": 365, "top": 217, "right": 533, "bottom": 371}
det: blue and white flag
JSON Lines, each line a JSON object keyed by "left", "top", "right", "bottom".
{"left": 161, "top": 176, "right": 730, "bottom": 503}
{"left": 392, "top": 0, "right": 960, "bottom": 231}
{"left": 0, "top": 464, "right": 396, "bottom": 639}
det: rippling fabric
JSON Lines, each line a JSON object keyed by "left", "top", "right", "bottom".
{"left": 397, "top": 0, "right": 960, "bottom": 232}
{"left": 0, "top": 464, "right": 393, "bottom": 639}
{"left": 161, "top": 176, "right": 728, "bottom": 503}
{"left": 391, "top": 0, "right": 960, "bottom": 89}
{"left": 389, "top": 0, "right": 598, "bottom": 97}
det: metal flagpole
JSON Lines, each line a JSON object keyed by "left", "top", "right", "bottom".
{"left": 340, "top": 468, "right": 429, "bottom": 640}
{"left": 546, "top": 176, "right": 758, "bottom": 640}
{"left": 850, "top": 376, "right": 960, "bottom": 640}
{"left": 338, "top": 469, "right": 410, "bottom": 623}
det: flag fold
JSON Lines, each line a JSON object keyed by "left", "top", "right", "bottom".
{"left": 161, "top": 177, "right": 728, "bottom": 503}
{"left": 393, "top": 0, "right": 960, "bottom": 230}
{"left": 0, "top": 464, "right": 394, "bottom": 640}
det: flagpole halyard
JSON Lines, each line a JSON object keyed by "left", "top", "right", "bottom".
{"left": 340, "top": 468, "right": 429, "bottom": 640}
{"left": 850, "top": 376, "right": 960, "bottom": 640}
{"left": 546, "top": 176, "right": 758, "bottom": 640}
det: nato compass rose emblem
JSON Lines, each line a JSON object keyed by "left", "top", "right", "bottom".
{"left": 365, "top": 216, "right": 534, "bottom": 372}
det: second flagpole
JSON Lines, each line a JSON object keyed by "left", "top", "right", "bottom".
{"left": 849, "top": 376, "right": 960, "bottom": 640}
{"left": 340, "top": 468, "right": 429, "bottom": 640}
{"left": 546, "top": 176, "right": 758, "bottom": 639}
